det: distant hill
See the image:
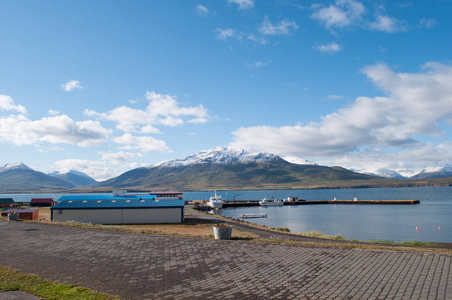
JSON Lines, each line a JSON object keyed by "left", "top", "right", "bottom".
{"left": 91, "top": 147, "right": 394, "bottom": 191}
{"left": 48, "top": 170, "right": 97, "bottom": 187}
{"left": 0, "top": 163, "right": 75, "bottom": 192}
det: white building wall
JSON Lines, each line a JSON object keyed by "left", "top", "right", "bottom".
{"left": 53, "top": 208, "right": 183, "bottom": 224}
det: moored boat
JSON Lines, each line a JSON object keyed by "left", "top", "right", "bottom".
{"left": 259, "top": 197, "right": 284, "bottom": 206}
{"left": 208, "top": 191, "right": 226, "bottom": 209}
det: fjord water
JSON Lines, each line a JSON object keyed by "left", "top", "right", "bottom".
{"left": 184, "top": 187, "right": 452, "bottom": 243}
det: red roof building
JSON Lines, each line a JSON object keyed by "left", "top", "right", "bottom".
{"left": 30, "top": 198, "right": 54, "bottom": 207}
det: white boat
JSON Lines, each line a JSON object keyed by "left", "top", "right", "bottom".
{"left": 259, "top": 197, "right": 284, "bottom": 206}
{"left": 208, "top": 191, "right": 225, "bottom": 209}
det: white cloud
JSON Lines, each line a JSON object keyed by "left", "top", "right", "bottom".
{"left": 0, "top": 110, "right": 109, "bottom": 147}
{"left": 48, "top": 110, "right": 60, "bottom": 116}
{"left": 247, "top": 34, "right": 267, "bottom": 45}
{"left": 53, "top": 151, "right": 151, "bottom": 181}
{"left": 215, "top": 28, "right": 244, "bottom": 40}
{"left": 0, "top": 95, "right": 27, "bottom": 114}
{"left": 311, "top": 0, "right": 365, "bottom": 29}
{"left": 228, "top": 0, "right": 254, "bottom": 10}
{"left": 140, "top": 125, "right": 161, "bottom": 134}
{"left": 258, "top": 16, "right": 298, "bottom": 36}
{"left": 254, "top": 60, "right": 271, "bottom": 67}
{"left": 35, "top": 145, "right": 64, "bottom": 153}
{"left": 99, "top": 151, "right": 145, "bottom": 168}
{"left": 231, "top": 62, "right": 452, "bottom": 171}
{"left": 100, "top": 151, "right": 144, "bottom": 162}
{"left": 327, "top": 94, "right": 344, "bottom": 99}
{"left": 321, "top": 142, "right": 452, "bottom": 177}
{"left": 369, "top": 15, "right": 407, "bottom": 33}
{"left": 419, "top": 18, "right": 436, "bottom": 29}
{"left": 145, "top": 92, "right": 209, "bottom": 125}
{"left": 52, "top": 159, "right": 115, "bottom": 181}
{"left": 196, "top": 4, "right": 209, "bottom": 15}
{"left": 114, "top": 133, "right": 170, "bottom": 152}
{"left": 61, "top": 80, "right": 83, "bottom": 92}
{"left": 85, "top": 91, "right": 209, "bottom": 133}
{"left": 317, "top": 42, "right": 342, "bottom": 53}
{"left": 85, "top": 106, "right": 148, "bottom": 132}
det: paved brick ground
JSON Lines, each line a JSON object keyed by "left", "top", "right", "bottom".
{"left": 0, "top": 220, "right": 451, "bottom": 299}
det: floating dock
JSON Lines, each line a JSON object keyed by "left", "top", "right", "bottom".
{"left": 240, "top": 213, "right": 267, "bottom": 218}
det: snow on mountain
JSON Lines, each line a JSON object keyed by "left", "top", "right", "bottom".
{"left": 282, "top": 156, "right": 316, "bottom": 166}
{"left": 360, "top": 168, "right": 407, "bottom": 179}
{"left": 0, "top": 162, "right": 31, "bottom": 173}
{"left": 47, "top": 170, "right": 93, "bottom": 179}
{"left": 152, "top": 146, "right": 280, "bottom": 168}
{"left": 410, "top": 160, "right": 452, "bottom": 179}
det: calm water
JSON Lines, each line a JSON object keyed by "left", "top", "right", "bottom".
{"left": 3, "top": 187, "right": 452, "bottom": 243}
{"left": 183, "top": 187, "right": 452, "bottom": 243}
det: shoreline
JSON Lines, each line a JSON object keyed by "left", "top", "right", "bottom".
{"left": 1, "top": 181, "right": 452, "bottom": 194}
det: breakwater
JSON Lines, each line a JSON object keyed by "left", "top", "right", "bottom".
{"left": 219, "top": 199, "right": 420, "bottom": 208}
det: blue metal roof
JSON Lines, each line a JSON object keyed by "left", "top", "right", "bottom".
{"left": 58, "top": 194, "right": 157, "bottom": 201}
{"left": 51, "top": 199, "right": 184, "bottom": 210}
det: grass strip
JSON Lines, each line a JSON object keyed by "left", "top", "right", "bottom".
{"left": 0, "top": 265, "right": 119, "bottom": 300}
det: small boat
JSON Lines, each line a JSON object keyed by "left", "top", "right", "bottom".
{"left": 259, "top": 197, "right": 284, "bottom": 206}
{"left": 208, "top": 191, "right": 226, "bottom": 209}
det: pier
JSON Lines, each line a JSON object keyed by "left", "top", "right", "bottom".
{"left": 216, "top": 199, "right": 420, "bottom": 208}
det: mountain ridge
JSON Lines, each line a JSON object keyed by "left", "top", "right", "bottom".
{"left": 2, "top": 148, "right": 452, "bottom": 192}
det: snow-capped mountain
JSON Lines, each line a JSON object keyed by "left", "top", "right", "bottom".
{"left": 153, "top": 146, "right": 282, "bottom": 168}
{"left": 410, "top": 161, "right": 452, "bottom": 179}
{"left": 94, "top": 146, "right": 379, "bottom": 190}
{"left": 0, "top": 162, "right": 32, "bottom": 173}
{"left": 359, "top": 168, "right": 407, "bottom": 179}
{"left": 282, "top": 156, "right": 316, "bottom": 166}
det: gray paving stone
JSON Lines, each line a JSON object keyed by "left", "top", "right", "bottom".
{"left": 0, "top": 220, "right": 451, "bottom": 299}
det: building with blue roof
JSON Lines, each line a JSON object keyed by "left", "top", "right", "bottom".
{"left": 58, "top": 194, "right": 157, "bottom": 201}
{"left": 51, "top": 196, "right": 184, "bottom": 224}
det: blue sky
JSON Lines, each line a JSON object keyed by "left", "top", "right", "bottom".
{"left": 1, "top": 0, "right": 452, "bottom": 180}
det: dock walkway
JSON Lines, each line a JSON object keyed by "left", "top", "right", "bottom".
{"left": 220, "top": 199, "right": 420, "bottom": 208}
{"left": 1, "top": 219, "right": 451, "bottom": 299}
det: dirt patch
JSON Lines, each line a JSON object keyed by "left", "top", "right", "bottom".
{"left": 38, "top": 207, "right": 51, "bottom": 220}
{"left": 122, "top": 220, "right": 257, "bottom": 239}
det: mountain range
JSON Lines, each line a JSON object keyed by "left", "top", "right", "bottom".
{"left": 1, "top": 147, "right": 452, "bottom": 192}
{"left": 0, "top": 163, "right": 97, "bottom": 192}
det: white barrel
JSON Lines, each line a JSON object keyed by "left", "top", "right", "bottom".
{"left": 213, "top": 225, "right": 232, "bottom": 240}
